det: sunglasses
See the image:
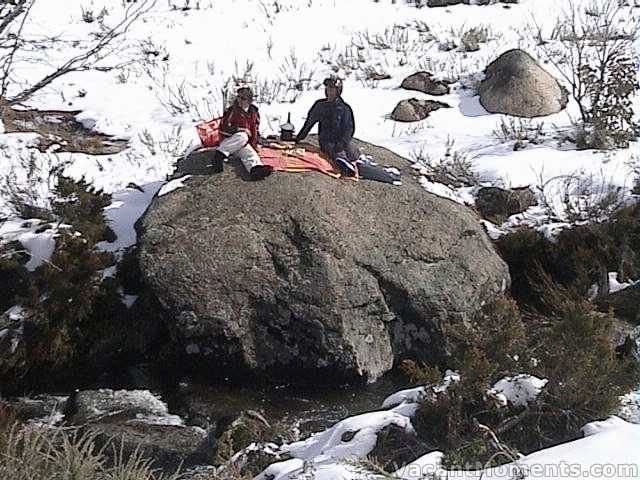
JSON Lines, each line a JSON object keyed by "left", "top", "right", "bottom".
{"left": 239, "top": 96, "right": 252, "bottom": 101}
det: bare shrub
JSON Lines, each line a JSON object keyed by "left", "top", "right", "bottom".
{"left": 81, "top": 6, "right": 95, "bottom": 23}
{"left": 493, "top": 117, "right": 546, "bottom": 150}
{"left": 139, "top": 126, "right": 192, "bottom": 158}
{"left": 411, "top": 138, "right": 480, "bottom": 188}
{"left": 535, "top": 170, "right": 628, "bottom": 224}
{"left": 0, "top": 1, "right": 156, "bottom": 109}
{"left": 157, "top": 80, "right": 220, "bottom": 121}
{"left": 460, "top": 26, "right": 490, "bottom": 52}
{"left": 533, "top": 0, "right": 637, "bottom": 149}
{"left": 278, "top": 49, "right": 315, "bottom": 96}
{"left": 0, "top": 150, "right": 69, "bottom": 219}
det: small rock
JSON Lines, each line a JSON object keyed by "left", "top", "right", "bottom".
{"left": 9, "top": 395, "right": 68, "bottom": 423}
{"left": 391, "top": 99, "right": 450, "bottom": 122}
{"left": 368, "top": 423, "right": 431, "bottom": 472}
{"left": 475, "top": 186, "right": 537, "bottom": 223}
{"left": 89, "top": 421, "right": 208, "bottom": 473}
{"left": 207, "top": 410, "right": 272, "bottom": 464}
{"left": 401, "top": 72, "right": 450, "bottom": 96}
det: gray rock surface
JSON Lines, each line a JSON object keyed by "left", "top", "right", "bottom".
{"left": 478, "top": 49, "right": 568, "bottom": 118}
{"left": 138, "top": 139, "right": 509, "bottom": 383}
{"left": 475, "top": 186, "right": 537, "bottom": 223}
{"left": 599, "top": 285, "right": 640, "bottom": 325}
{"left": 66, "top": 389, "right": 207, "bottom": 473}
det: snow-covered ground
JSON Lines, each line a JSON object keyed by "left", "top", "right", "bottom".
{"left": 0, "top": 0, "right": 638, "bottom": 259}
{"left": 253, "top": 377, "right": 640, "bottom": 480}
{"left": 0, "top": 1, "right": 639, "bottom": 476}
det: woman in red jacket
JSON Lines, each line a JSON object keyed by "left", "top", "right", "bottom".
{"left": 211, "top": 87, "right": 273, "bottom": 180}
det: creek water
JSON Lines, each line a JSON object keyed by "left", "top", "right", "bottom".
{"left": 165, "top": 372, "right": 410, "bottom": 436}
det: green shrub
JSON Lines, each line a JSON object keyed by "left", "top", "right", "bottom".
{"left": 533, "top": 300, "right": 640, "bottom": 438}
{"left": 0, "top": 242, "right": 30, "bottom": 312}
{"left": 495, "top": 207, "right": 640, "bottom": 310}
{"left": 0, "top": 174, "right": 124, "bottom": 392}
{"left": 409, "top": 294, "right": 639, "bottom": 465}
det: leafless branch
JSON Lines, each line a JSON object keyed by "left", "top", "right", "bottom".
{"left": 1, "top": 0, "right": 157, "bottom": 107}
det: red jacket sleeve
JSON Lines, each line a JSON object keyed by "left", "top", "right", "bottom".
{"left": 250, "top": 109, "right": 260, "bottom": 148}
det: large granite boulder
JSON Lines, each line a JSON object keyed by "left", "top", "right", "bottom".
{"left": 137, "top": 139, "right": 509, "bottom": 383}
{"left": 478, "top": 49, "right": 568, "bottom": 118}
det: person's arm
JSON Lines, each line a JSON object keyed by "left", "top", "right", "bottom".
{"left": 295, "top": 101, "right": 321, "bottom": 142}
{"left": 337, "top": 104, "right": 355, "bottom": 151}
{"left": 220, "top": 107, "right": 237, "bottom": 137}
{"left": 250, "top": 108, "right": 260, "bottom": 148}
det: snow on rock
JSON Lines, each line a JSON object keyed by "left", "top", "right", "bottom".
{"left": 69, "top": 389, "right": 184, "bottom": 426}
{"left": 608, "top": 272, "right": 638, "bottom": 294}
{"left": 488, "top": 374, "right": 548, "bottom": 408}
{"left": 434, "top": 369, "right": 461, "bottom": 393}
{"left": 382, "top": 386, "right": 426, "bottom": 409}
{"left": 619, "top": 389, "right": 640, "bottom": 424}
{"left": 6, "top": 305, "right": 26, "bottom": 321}
{"left": 283, "top": 410, "right": 414, "bottom": 461}
{"left": 0, "top": 219, "right": 58, "bottom": 271}
{"left": 96, "top": 181, "right": 163, "bottom": 256}
{"left": 158, "top": 176, "right": 191, "bottom": 197}
{"left": 581, "top": 416, "right": 631, "bottom": 437}
{"left": 397, "top": 416, "right": 640, "bottom": 480}
{"left": 383, "top": 370, "right": 460, "bottom": 409}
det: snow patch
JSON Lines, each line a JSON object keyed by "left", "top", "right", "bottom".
{"left": 0, "top": 219, "right": 58, "bottom": 271}
{"left": 382, "top": 386, "right": 426, "bottom": 409}
{"left": 158, "top": 176, "right": 191, "bottom": 197}
{"left": 488, "top": 374, "right": 548, "bottom": 408}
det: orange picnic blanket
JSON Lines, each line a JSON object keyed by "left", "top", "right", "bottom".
{"left": 196, "top": 118, "right": 343, "bottom": 179}
{"left": 259, "top": 144, "right": 341, "bottom": 178}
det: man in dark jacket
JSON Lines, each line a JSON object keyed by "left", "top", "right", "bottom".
{"left": 295, "top": 77, "right": 360, "bottom": 175}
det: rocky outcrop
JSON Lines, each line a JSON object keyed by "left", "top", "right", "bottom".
{"left": 478, "top": 49, "right": 568, "bottom": 118}
{"left": 66, "top": 389, "right": 207, "bottom": 473}
{"left": 391, "top": 99, "right": 450, "bottom": 122}
{"left": 599, "top": 285, "right": 640, "bottom": 325}
{"left": 137, "top": 139, "right": 510, "bottom": 384}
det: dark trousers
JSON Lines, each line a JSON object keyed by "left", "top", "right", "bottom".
{"left": 320, "top": 141, "right": 360, "bottom": 162}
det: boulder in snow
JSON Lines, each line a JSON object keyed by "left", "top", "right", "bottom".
{"left": 478, "top": 49, "right": 568, "bottom": 118}
{"left": 400, "top": 72, "right": 450, "bottom": 96}
{"left": 391, "top": 98, "right": 450, "bottom": 122}
{"left": 475, "top": 186, "right": 537, "bottom": 223}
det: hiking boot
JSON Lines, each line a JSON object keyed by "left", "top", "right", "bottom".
{"left": 249, "top": 165, "right": 273, "bottom": 180}
{"left": 335, "top": 157, "right": 357, "bottom": 177}
{"left": 208, "top": 150, "right": 226, "bottom": 173}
